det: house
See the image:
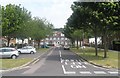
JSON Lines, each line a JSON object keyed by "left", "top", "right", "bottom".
{"left": 40, "top": 30, "right": 71, "bottom": 46}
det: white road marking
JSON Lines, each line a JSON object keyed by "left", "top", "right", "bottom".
{"left": 60, "top": 58, "right": 64, "bottom": 63}
{"left": 65, "top": 59, "right": 69, "bottom": 62}
{"left": 71, "top": 62, "right": 75, "bottom": 65}
{"left": 62, "top": 65, "right": 76, "bottom": 74}
{"left": 47, "top": 49, "right": 54, "bottom": 56}
{"left": 84, "top": 62, "right": 89, "bottom": 64}
{"left": 70, "top": 64, "right": 86, "bottom": 69}
{"left": 93, "top": 65, "right": 98, "bottom": 68}
{"left": 76, "top": 60, "right": 78, "bottom": 62}
{"left": 78, "top": 62, "right": 82, "bottom": 65}
{"left": 23, "top": 49, "right": 54, "bottom": 74}
{"left": 94, "top": 71, "right": 106, "bottom": 74}
{"left": 82, "top": 65, "right": 86, "bottom": 68}
{"left": 32, "top": 59, "right": 39, "bottom": 65}
{"left": 108, "top": 71, "right": 118, "bottom": 74}
{"left": 65, "top": 62, "right": 68, "bottom": 65}
{"left": 80, "top": 71, "right": 91, "bottom": 74}
{"left": 71, "top": 59, "right": 74, "bottom": 61}
{"left": 23, "top": 57, "right": 46, "bottom": 74}
{"left": 59, "top": 50, "right": 62, "bottom": 58}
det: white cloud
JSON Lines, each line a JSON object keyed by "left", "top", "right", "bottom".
{"left": 0, "top": 0, "right": 76, "bottom": 28}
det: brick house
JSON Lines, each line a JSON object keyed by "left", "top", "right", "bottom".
{"left": 40, "top": 30, "right": 71, "bottom": 46}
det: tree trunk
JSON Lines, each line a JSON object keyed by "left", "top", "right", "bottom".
{"left": 7, "top": 37, "right": 11, "bottom": 47}
{"left": 71, "top": 39, "right": 74, "bottom": 48}
{"left": 103, "top": 33, "right": 107, "bottom": 58}
{"left": 94, "top": 30, "right": 98, "bottom": 56}
{"left": 38, "top": 40, "right": 40, "bottom": 49}
{"left": 101, "top": 36, "right": 104, "bottom": 49}
{"left": 80, "top": 40, "right": 81, "bottom": 47}
{"left": 76, "top": 39, "right": 79, "bottom": 49}
{"left": 22, "top": 39, "right": 24, "bottom": 47}
{"left": 28, "top": 38, "right": 31, "bottom": 45}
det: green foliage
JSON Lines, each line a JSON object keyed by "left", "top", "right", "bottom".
{"left": 0, "top": 5, "right": 2, "bottom": 36}
{"left": 72, "top": 29, "right": 83, "bottom": 40}
{"left": 65, "top": 2, "right": 120, "bottom": 58}
{"left": 63, "top": 25, "right": 74, "bottom": 40}
{"left": 1, "top": 4, "right": 54, "bottom": 47}
{"left": 29, "top": 17, "right": 53, "bottom": 41}
{"left": 2, "top": 4, "right": 31, "bottom": 36}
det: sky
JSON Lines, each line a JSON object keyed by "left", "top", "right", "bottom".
{"left": 0, "top": 0, "right": 76, "bottom": 28}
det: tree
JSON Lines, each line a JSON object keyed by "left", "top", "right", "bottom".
{"left": 2, "top": 4, "right": 31, "bottom": 46}
{"left": 0, "top": 5, "right": 2, "bottom": 37}
{"left": 28, "top": 17, "right": 53, "bottom": 48}
{"left": 67, "top": 2, "right": 100, "bottom": 56}
{"left": 63, "top": 25, "right": 75, "bottom": 47}
{"left": 66, "top": 2, "right": 120, "bottom": 58}
{"left": 72, "top": 30, "right": 83, "bottom": 49}
{"left": 95, "top": 2, "right": 120, "bottom": 58}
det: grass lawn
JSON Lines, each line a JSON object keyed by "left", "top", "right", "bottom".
{"left": 36, "top": 48, "right": 50, "bottom": 52}
{"left": 71, "top": 47, "right": 119, "bottom": 69}
{"left": 0, "top": 48, "right": 50, "bottom": 69}
{"left": 0, "top": 58, "right": 32, "bottom": 69}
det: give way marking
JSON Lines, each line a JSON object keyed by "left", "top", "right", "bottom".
{"left": 62, "top": 65, "right": 76, "bottom": 74}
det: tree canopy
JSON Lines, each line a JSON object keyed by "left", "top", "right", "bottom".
{"left": 1, "top": 4, "right": 54, "bottom": 47}
{"left": 65, "top": 2, "right": 120, "bottom": 58}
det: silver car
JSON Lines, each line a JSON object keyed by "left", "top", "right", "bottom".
{"left": 0, "top": 47, "right": 19, "bottom": 59}
{"left": 17, "top": 46, "right": 36, "bottom": 54}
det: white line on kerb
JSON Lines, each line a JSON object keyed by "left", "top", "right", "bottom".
{"left": 62, "top": 65, "right": 76, "bottom": 74}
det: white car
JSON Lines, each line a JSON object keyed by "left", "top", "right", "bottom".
{"left": 64, "top": 45, "right": 70, "bottom": 50}
{"left": 17, "top": 46, "right": 36, "bottom": 54}
{"left": 0, "top": 47, "right": 19, "bottom": 59}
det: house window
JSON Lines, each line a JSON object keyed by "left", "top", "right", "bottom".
{"left": 61, "top": 33, "right": 64, "bottom": 36}
{"left": 65, "top": 38, "right": 67, "bottom": 40}
{"left": 61, "top": 38, "right": 64, "bottom": 40}
{"left": 50, "top": 38, "right": 52, "bottom": 40}
{"left": 54, "top": 38, "right": 56, "bottom": 40}
{"left": 46, "top": 38, "right": 49, "bottom": 40}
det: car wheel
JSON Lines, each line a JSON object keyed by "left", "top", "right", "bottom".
{"left": 18, "top": 51, "right": 21, "bottom": 54}
{"left": 30, "top": 51, "right": 34, "bottom": 54}
{"left": 11, "top": 55, "right": 17, "bottom": 59}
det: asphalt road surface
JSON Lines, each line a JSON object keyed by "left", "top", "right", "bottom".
{"left": 2, "top": 47, "right": 119, "bottom": 78}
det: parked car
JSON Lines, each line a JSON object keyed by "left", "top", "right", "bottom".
{"left": 17, "top": 46, "right": 36, "bottom": 54}
{"left": 63, "top": 45, "right": 70, "bottom": 50}
{"left": 41, "top": 45, "right": 49, "bottom": 48}
{"left": 0, "top": 47, "right": 19, "bottom": 59}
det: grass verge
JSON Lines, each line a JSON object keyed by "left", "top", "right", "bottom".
{"left": 0, "top": 58, "right": 32, "bottom": 69}
{"left": 71, "top": 47, "right": 119, "bottom": 69}
{"left": 36, "top": 48, "right": 50, "bottom": 53}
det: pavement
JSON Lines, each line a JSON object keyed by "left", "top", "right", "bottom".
{"left": 1, "top": 47, "right": 119, "bottom": 78}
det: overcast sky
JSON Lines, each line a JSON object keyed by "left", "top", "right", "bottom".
{"left": 0, "top": 0, "right": 76, "bottom": 28}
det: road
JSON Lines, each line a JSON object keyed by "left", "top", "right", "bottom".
{"left": 2, "top": 47, "right": 119, "bottom": 78}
